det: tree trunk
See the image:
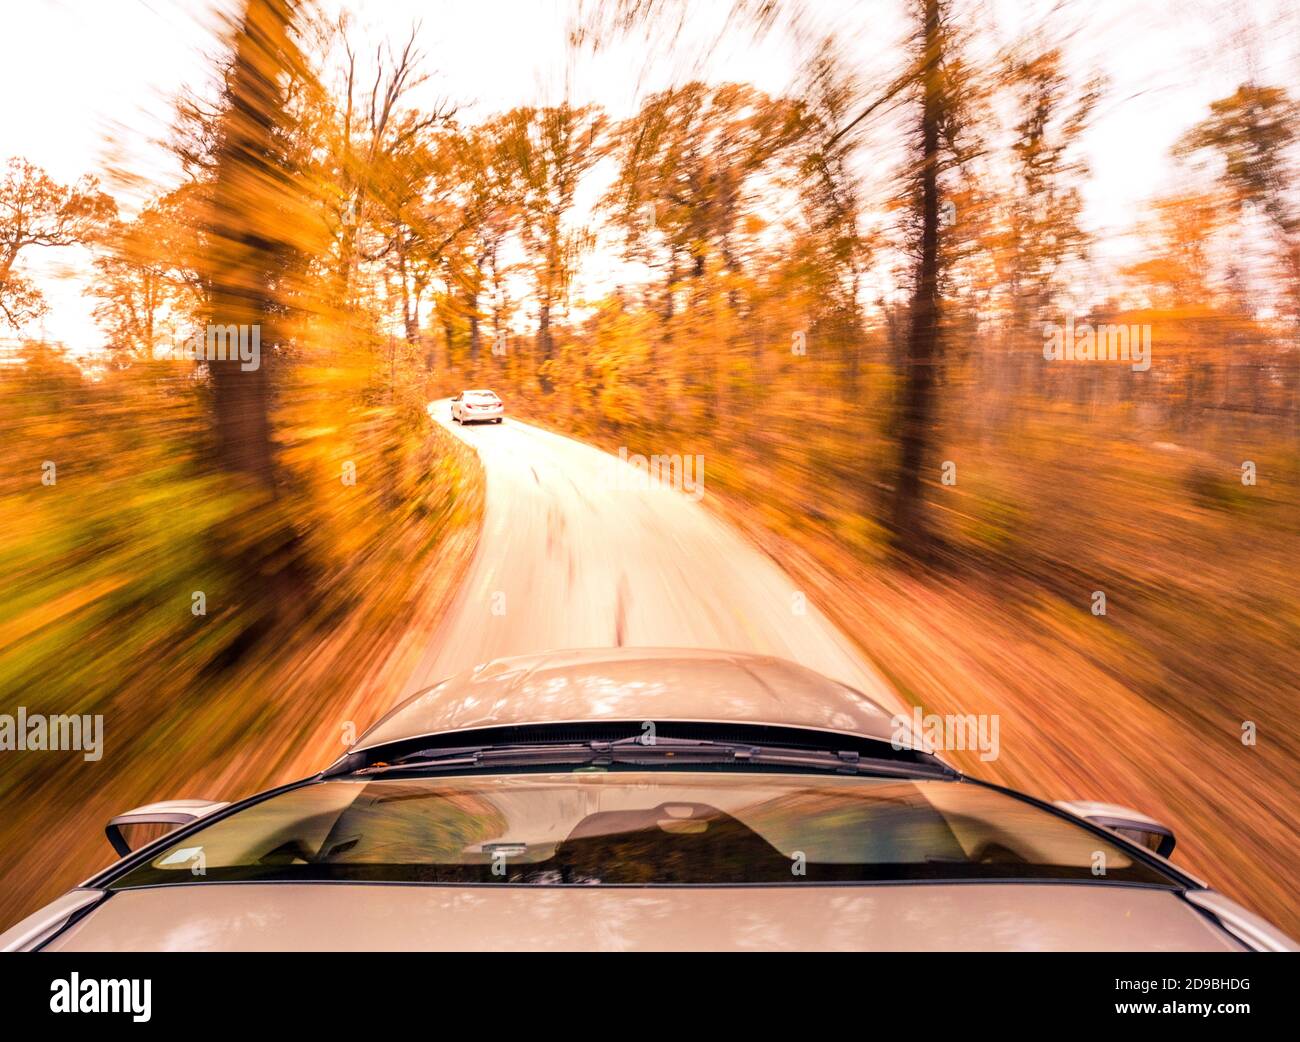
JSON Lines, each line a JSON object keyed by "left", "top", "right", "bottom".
{"left": 890, "top": 0, "right": 942, "bottom": 554}
{"left": 536, "top": 294, "right": 553, "bottom": 392}
{"left": 397, "top": 235, "right": 419, "bottom": 344}
{"left": 207, "top": 0, "right": 295, "bottom": 491}
{"left": 202, "top": 0, "right": 315, "bottom": 642}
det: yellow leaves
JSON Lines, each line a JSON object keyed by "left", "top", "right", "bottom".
{"left": 0, "top": 577, "right": 129, "bottom": 656}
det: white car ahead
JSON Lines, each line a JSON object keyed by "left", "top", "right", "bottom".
{"left": 451, "top": 389, "right": 503, "bottom": 424}
{"left": 3, "top": 648, "right": 1295, "bottom": 952}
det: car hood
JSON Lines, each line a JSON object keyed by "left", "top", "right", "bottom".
{"left": 352, "top": 647, "right": 907, "bottom": 754}
{"left": 43, "top": 883, "right": 1241, "bottom": 952}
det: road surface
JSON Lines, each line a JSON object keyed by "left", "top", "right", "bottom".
{"left": 408, "top": 400, "right": 904, "bottom": 716}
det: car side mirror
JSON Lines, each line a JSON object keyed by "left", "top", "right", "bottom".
{"left": 1054, "top": 800, "right": 1176, "bottom": 858}
{"left": 105, "top": 799, "right": 229, "bottom": 857}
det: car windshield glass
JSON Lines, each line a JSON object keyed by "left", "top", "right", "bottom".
{"left": 464, "top": 392, "right": 498, "bottom": 401}
{"left": 109, "top": 774, "right": 1178, "bottom": 888}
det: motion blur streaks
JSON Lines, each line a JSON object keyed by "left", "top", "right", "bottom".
{"left": 0, "top": 0, "right": 1298, "bottom": 939}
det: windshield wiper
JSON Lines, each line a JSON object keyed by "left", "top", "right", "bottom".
{"left": 350, "top": 736, "right": 955, "bottom": 780}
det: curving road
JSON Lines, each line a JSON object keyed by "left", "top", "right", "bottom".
{"left": 407, "top": 400, "right": 904, "bottom": 716}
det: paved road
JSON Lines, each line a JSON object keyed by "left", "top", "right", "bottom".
{"left": 408, "top": 400, "right": 904, "bottom": 716}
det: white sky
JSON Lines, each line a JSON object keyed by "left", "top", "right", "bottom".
{"left": 1, "top": 0, "right": 1297, "bottom": 348}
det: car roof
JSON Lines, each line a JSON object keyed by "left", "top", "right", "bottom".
{"left": 352, "top": 647, "right": 903, "bottom": 753}
{"left": 462, "top": 389, "right": 498, "bottom": 394}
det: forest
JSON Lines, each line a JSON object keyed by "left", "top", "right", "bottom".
{"left": 1, "top": 0, "right": 1297, "bottom": 937}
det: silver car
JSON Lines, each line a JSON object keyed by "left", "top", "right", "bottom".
{"left": 450, "top": 389, "right": 504, "bottom": 424}
{"left": 3, "top": 648, "right": 1294, "bottom": 951}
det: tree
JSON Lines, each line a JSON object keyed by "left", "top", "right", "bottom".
{"left": 398, "top": 119, "right": 518, "bottom": 365}
{"left": 889, "top": 0, "right": 950, "bottom": 552}
{"left": 1001, "top": 48, "right": 1099, "bottom": 337}
{"left": 792, "top": 47, "right": 874, "bottom": 386}
{"left": 1123, "top": 192, "right": 1224, "bottom": 311}
{"left": 1179, "top": 83, "right": 1297, "bottom": 229}
{"left": 202, "top": 0, "right": 324, "bottom": 487}
{"left": 0, "top": 158, "right": 115, "bottom": 328}
{"left": 501, "top": 104, "right": 606, "bottom": 391}
{"left": 1179, "top": 83, "right": 1300, "bottom": 323}
{"left": 608, "top": 82, "right": 802, "bottom": 289}
{"left": 449, "top": 122, "right": 520, "bottom": 363}
{"left": 91, "top": 189, "right": 205, "bottom": 360}
{"left": 329, "top": 20, "right": 455, "bottom": 308}
{"left": 369, "top": 130, "right": 442, "bottom": 347}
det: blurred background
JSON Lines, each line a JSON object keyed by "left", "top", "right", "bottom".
{"left": 0, "top": 0, "right": 1297, "bottom": 937}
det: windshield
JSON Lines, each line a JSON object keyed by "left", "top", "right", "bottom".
{"left": 110, "top": 773, "right": 1178, "bottom": 888}
{"left": 463, "top": 391, "right": 499, "bottom": 402}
